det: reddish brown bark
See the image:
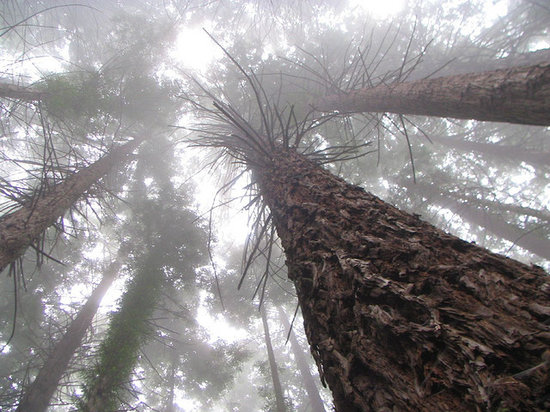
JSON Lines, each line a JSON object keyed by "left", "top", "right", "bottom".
{"left": 254, "top": 148, "right": 550, "bottom": 411}
{"left": 314, "top": 63, "right": 550, "bottom": 126}
{"left": 0, "top": 138, "right": 142, "bottom": 272}
{"left": 16, "top": 260, "right": 121, "bottom": 412}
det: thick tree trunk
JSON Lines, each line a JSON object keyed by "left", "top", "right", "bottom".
{"left": 430, "top": 134, "right": 550, "bottom": 168}
{"left": 405, "top": 182, "right": 550, "bottom": 261}
{"left": 314, "top": 63, "right": 550, "bottom": 126}
{"left": 254, "top": 148, "right": 550, "bottom": 411}
{"left": 15, "top": 260, "right": 121, "bottom": 412}
{"left": 0, "top": 82, "right": 46, "bottom": 102}
{"left": 261, "top": 305, "right": 287, "bottom": 412}
{"left": 277, "top": 306, "right": 326, "bottom": 412}
{"left": 0, "top": 138, "right": 142, "bottom": 273}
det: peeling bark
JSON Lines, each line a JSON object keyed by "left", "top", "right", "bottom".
{"left": 255, "top": 148, "right": 550, "bottom": 411}
{"left": 314, "top": 63, "right": 550, "bottom": 126}
{"left": 0, "top": 138, "right": 142, "bottom": 272}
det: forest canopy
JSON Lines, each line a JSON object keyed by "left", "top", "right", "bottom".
{"left": 1, "top": 0, "right": 549, "bottom": 411}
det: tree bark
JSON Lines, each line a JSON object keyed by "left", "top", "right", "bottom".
{"left": 261, "top": 305, "right": 287, "bottom": 412}
{"left": 0, "top": 82, "right": 46, "bottom": 102}
{"left": 0, "top": 138, "right": 142, "bottom": 273}
{"left": 314, "top": 63, "right": 550, "bottom": 126}
{"left": 430, "top": 134, "right": 550, "bottom": 168}
{"left": 254, "top": 147, "right": 550, "bottom": 411}
{"left": 277, "top": 306, "right": 326, "bottom": 412}
{"left": 15, "top": 260, "right": 121, "bottom": 412}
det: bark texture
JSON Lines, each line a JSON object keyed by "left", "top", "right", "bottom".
{"left": 15, "top": 261, "right": 120, "bottom": 412}
{"left": 254, "top": 148, "right": 550, "bottom": 411}
{"left": 315, "top": 63, "right": 550, "bottom": 126}
{"left": 278, "top": 306, "right": 326, "bottom": 412}
{"left": 261, "top": 305, "right": 287, "bottom": 412}
{"left": 0, "top": 138, "right": 141, "bottom": 272}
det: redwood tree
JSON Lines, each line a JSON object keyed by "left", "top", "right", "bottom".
{"left": 254, "top": 146, "right": 550, "bottom": 411}
{"left": 314, "top": 63, "right": 550, "bottom": 126}
{"left": 196, "top": 93, "right": 550, "bottom": 410}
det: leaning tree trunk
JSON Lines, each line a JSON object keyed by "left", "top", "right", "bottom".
{"left": 314, "top": 63, "right": 550, "bottom": 126}
{"left": 15, "top": 259, "right": 121, "bottom": 412}
{"left": 261, "top": 305, "right": 287, "bottom": 412}
{"left": 254, "top": 147, "right": 550, "bottom": 411}
{"left": 430, "top": 134, "right": 550, "bottom": 168}
{"left": 0, "top": 138, "right": 142, "bottom": 273}
{"left": 411, "top": 48, "right": 550, "bottom": 79}
{"left": 403, "top": 181, "right": 550, "bottom": 261}
{"left": 277, "top": 306, "right": 326, "bottom": 412}
{"left": 0, "top": 82, "right": 46, "bottom": 102}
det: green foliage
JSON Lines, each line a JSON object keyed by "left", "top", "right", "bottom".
{"left": 78, "top": 259, "right": 164, "bottom": 411}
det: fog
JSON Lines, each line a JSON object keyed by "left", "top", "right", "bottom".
{"left": 1, "top": 0, "right": 549, "bottom": 411}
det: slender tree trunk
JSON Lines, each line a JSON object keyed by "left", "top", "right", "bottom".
{"left": 164, "top": 350, "right": 177, "bottom": 412}
{"left": 0, "top": 82, "right": 46, "bottom": 102}
{"left": 314, "top": 63, "right": 550, "bottom": 126}
{"left": 15, "top": 260, "right": 121, "bottom": 412}
{"left": 0, "top": 138, "right": 142, "bottom": 273}
{"left": 430, "top": 134, "right": 550, "bottom": 168}
{"left": 261, "top": 305, "right": 286, "bottom": 412}
{"left": 254, "top": 147, "right": 550, "bottom": 411}
{"left": 453, "top": 194, "right": 550, "bottom": 223}
{"left": 277, "top": 306, "right": 326, "bottom": 412}
{"left": 412, "top": 48, "right": 550, "bottom": 79}
{"left": 405, "top": 181, "right": 550, "bottom": 261}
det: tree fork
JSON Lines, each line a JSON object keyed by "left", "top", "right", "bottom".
{"left": 254, "top": 148, "right": 550, "bottom": 411}
{"left": 0, "top": 138, "right": 143, "bottom": 273}
{"left": 314, "top": 63, "right": 550, "bottom": 126}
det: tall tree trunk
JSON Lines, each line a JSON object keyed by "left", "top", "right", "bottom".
{"left": 254, "top": 147, "right": 550, "bottom": 411}
{"left": 430, "top": 134, "right": 550, "bottom": 168}
{"left": 412, "top": 48, "right": 550, "bottom": 79}
{"left": 164, "top": 350, "right": 177, "bottom": 412}
{"left": 261, "top": 305, "right": 287, "bottom": 412}
{"left": 277, "top": 306, "right": 326, "bottom": 412}
{"left": 0, "top": 82, "right": 45, "bottom": 102}
{"left": 451, "top": 193, "right": 550, "bottom": 223}
{"left": 15, "top": 260, "right": 121, "bottom": 412}
{"left": 404, "top": 181, "right": 550, "bottom": 261}
{"left": 79, "top": 254, "right": 164, "bottom": 412}
{"left": 314, "top": 63, "right": 550, "bottom": 126}
{"left": 0, "top": 138, "right": 142, "bottom": 273}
